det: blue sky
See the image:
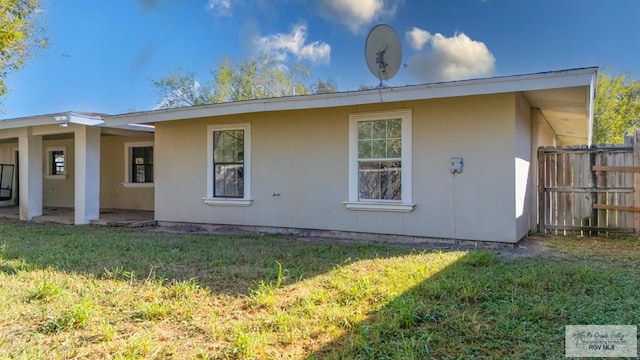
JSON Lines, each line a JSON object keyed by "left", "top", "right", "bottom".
{"left": 3, "top": 0, "right": 639, "bottom": 119}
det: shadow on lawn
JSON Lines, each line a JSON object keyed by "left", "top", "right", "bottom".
{"left": 3, "top": 222, "right": 634, "bottom": 357}
{"left": 306, "top": 251, "right": 521, "bottom": 359}
{"left": 0, "top": 221, "right": 423, "bottom": 296}
{"left": 307, "top": 249, "right": 640, "bottom": 359}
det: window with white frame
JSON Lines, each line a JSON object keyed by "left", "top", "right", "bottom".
{"left": 204, "top": 123, "right": 252, "bottom": 206}
{"left": 45, "top": 146, "right": 66, "bottom": 179}
{"left": 124, "top": 142, "right": 154, "bottom": 187}
{"left": 345, "top": 109, "right": 414, "bottom": 212}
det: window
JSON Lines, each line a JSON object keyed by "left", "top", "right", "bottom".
{"left": 345, "top": 109, "right": 414, "bottom": 212}
{"left": 204, "top": 123, "right": 252, "bottom": 206}
{"left": 45, "top": 146, "right": 66, "bottom": 179}
{"left": 51, "top": 151, "right": 65, "bottom": 175}
{"left": 124, "top": 142, "right": 154, "bottom": 188}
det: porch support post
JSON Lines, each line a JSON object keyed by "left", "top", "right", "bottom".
{"left": 74, "top": 126, "right": 101, "bottom": 225}
{"left": 18, "top": 132, "right": 43, "bottom": 220}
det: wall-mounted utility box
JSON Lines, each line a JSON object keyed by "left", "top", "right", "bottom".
{"left": 450, "top": 157, "right": 463, "bottom": 173}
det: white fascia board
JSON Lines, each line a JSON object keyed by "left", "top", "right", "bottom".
{"left": 69, "top": 112, "right": 104, "bottom": 126}
{"left": 0, "top": 112, "right": 71, "bottom": 130}
{"left": 104, "top": 67, "right": 598, "bottom": 127}
{"left": 106, "top": 123, "right": 156, "bottom": 133}
{"left": 0, "top": 111, "right": 106, "bottom": 129}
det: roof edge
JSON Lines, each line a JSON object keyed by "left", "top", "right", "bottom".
{"left": 104, "top": 67, "right": 597, "bottom": 126}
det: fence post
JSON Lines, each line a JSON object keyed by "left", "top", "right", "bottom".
{"left": 538, "top": 147, "right": 546, "bottom": 234}
{"left": 634, "top": 130, "right": 640, "bottom": 237}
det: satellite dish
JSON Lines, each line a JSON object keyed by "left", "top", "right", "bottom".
{"left": 365, "top": 24, "right": 402, "bottom": 87}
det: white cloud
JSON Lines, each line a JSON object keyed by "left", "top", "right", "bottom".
{"left": 317, "top": 0, "right": 401, "bottom": 33}
{"left": 206, "top": 0, "right": 233, "bottom": 16}
{"left": 406, "top": 31, "right": 495, "bottom": 82}
{"left": 254, "top": 24, "right": 331, "bottom": 65}
{"left": 406, "top": 27, "right": 431, "bottom": 51}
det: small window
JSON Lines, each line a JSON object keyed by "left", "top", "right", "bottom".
{"left": 51, "top": 151, "right": 65, "bottom": 175}
{"left": 124, "top": 142, "right": 154, "bottom": 187}
{"left": 345, "top": 109, "right": 414, "bottom": 212}
{"left": 45, "top": 146, "right": 66, "bottom": 179}
{"left": 205, "top": 123, "right": 252, "bottom": 206}
{"left": 132, "top": 146, "right": 153, "bottom": 183}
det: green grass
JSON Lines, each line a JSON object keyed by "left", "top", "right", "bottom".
{"left": 0, "top": 222, "right": 638, "bottom": 359}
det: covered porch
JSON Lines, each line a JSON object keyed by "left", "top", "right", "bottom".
{"left": 0, "top": 112, "right": 155, "bottom": 225}
{"left": 0, "top": 206, "right": 155, "bottom": 227}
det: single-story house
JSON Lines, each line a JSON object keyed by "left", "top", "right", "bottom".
{"left": 0, "top": 67, "right": 597, "bottom": 243}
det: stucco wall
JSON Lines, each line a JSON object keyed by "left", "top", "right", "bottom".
{"left": 155, "top": 93, "right": 521, "bottom": 242}
{"left": 410, "top": 95, "right": 517, "bottom": 242}
{"left": 515, "top": 93, "right": 532, "bottom": 240}
{"left": 100, "top": 134, "right": 154, "bottom": 210}
{"left": 42, "top": 138, "right": 75, "bottom": 207}
{"left": 529, "top": 109, "right": 557, "bottom": 229}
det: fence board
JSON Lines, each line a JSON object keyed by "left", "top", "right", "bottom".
{"left": 539, "top": 139, "right": 639, "bottom": 236}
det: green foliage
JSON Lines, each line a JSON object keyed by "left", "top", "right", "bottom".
{"left": 211, "top": 57, "right": 318, "bottom": 102}
{"left": 131, "top": 300, "right": 169, "bottom": 321}
{"left": 26, "top": 277, "right": 63, "bottom": 301}
{"left": 0, "top": 0, "right": 46, "bottom": 99}
{"left": 358, "top": 83, "right": 376, "bottom": 90}
{"left": 153, "top": 56, "right": 338, "bottom": 109}
{"left": 593, "top": 71, "right": 640, "bottom": 144}
{"left": 40, "top": 298, "right": 93, "bottom": 333}
{"left": 150, "top": 68, "right": 211, "bottom": 109}
{"left": 248, "top": 260, "right": 288, "bottom": 308}
{"left": 312, "top": 78, "right": 338, "bottom": 94}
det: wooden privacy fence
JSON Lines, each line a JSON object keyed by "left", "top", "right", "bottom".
{"left": 539, "top": 132, "right": 640, "bottom": 236}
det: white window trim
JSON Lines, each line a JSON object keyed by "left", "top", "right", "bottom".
{"left": 123, "top": 141, "right": 154, "bottom": 188}
{"left": 44, "top": 146, "right": 67, "bottom": 180}
{"left": 344, "top": 109, "right": 414, "bottom": 212}
{"left": 203, "top": 123, "right": 252, "bottom": 206}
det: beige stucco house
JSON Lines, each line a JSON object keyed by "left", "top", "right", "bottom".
{"left": 0, "top": 67, "right": 597, "bottom": 243}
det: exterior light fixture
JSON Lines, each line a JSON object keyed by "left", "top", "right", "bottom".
{"left": 54, "top": 115, "right": 69, "bottom": 128}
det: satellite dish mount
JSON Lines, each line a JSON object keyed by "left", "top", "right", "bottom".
{"left": 376, "top": 45, "right": 389, "bottom": 81}
{"left": 365, "top": 24, "right": 402, "bottom": 88}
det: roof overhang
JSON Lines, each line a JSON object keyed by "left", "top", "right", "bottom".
{"left": 0, "top": 68, "right": 596, "bottom": 144}
{"left": 0, "top": 111, "right": 105, "bottom": 130}
{"left": 105, "top": 67, "right": 597, "bottom": 145}
{"left": 523, "top": 84, "right": 594, "bottom": 146}
{"left": 0, "top": 111, "right": 156, "bottom": 133}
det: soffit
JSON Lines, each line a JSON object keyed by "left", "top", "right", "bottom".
{"left": 523, "top": 86, "right": 590, "bottom": 146}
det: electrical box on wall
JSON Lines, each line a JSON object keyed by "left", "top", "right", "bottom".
{"left": 450, "top": 157, "right": 463, "bottom": 173}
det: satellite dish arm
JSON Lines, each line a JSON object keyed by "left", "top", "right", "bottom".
{"left": 376, "top": 45, "right": 390, "bottom": 85}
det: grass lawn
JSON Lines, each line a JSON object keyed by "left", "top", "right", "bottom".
{"left": 0, "top": 222, "right": 638, "bottom": 359}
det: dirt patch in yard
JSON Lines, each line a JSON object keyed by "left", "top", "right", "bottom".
{"left": 294, "top": 235, "right": 554, "bottom": 260}
{"left": 492, "top": 236, "right": 553, "bottom": 260}
{"left": 155, "top": 222, "right": 554, "bottom": 260}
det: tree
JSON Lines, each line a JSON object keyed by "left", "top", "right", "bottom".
{"left": 151, "top": 69, "right": 210, "bottom": 109}
{"left": 0, "top": 0, "right": 46, "bottom": 98}
{"left": 212, "top": 57, "right": 313, "bottom": 102}
{"left": 358, "top": 83, "right": 376, "bottom": 90}
{"left": 153, "top": 56, "right": 338, "bottom": 109}
{"left": 593, "top": 72, "right": 640, "bottom": 144}
{"left": 313, "top": 79, "right": 338, "bottom": 94}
